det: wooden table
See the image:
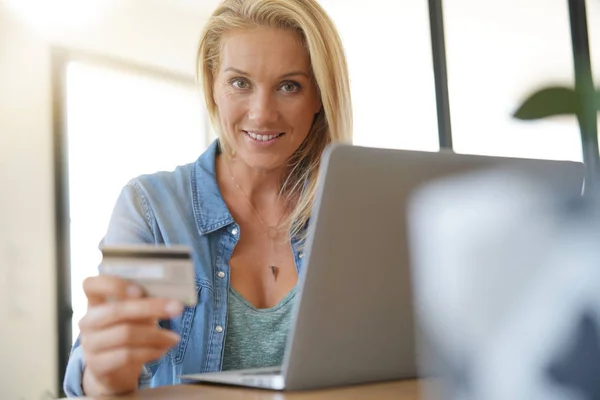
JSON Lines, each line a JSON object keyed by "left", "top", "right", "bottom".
{"left": 68, "top": 379, "right": 423, "bottom": 399}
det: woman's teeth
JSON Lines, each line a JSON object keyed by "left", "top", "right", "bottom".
{"left": 245, "top": 131, "right": 284, "bottom": 141}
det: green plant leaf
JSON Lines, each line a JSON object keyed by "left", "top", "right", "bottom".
{"left": 513, "top": 87, "right": 580, "bottom": 120}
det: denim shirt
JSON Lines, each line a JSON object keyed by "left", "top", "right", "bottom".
{"left": 63, "top": 140, "right": 306, "bottom": 396}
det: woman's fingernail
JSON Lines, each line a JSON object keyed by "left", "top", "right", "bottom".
{"left": 166, "top": 301, "right": 183, "bottom": 316}
{"left": 126, "top": 285, "right": 143, "bottom": 298}
{"left": 167, "top": 331, "right": 181, "bottom": 342}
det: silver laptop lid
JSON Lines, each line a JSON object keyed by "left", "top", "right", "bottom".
{"left": 281, "top": 144, "right": 584, "bottom": 391}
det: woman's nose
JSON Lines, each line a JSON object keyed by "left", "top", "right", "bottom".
{"left": 247, "top": 90, "right": 278, "bottom": 126}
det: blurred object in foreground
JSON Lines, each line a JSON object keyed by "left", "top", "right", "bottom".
{"left": 408, "top": 168, "right": 600, "bottom": 400}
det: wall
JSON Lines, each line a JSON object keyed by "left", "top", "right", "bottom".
{"left": 2, "top": 0, "right": 215, "bottom": 78}
{"left": 0, "top": 4, "right": 58, "bottom": 399}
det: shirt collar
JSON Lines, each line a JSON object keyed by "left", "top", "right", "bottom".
{"left": 192, "top": 139, "right": 234, "bottom": 235}
{"left": 191, "top": 139, "right": 312, "bottom": 241}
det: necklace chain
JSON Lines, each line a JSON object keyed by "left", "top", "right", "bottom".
{"left": 226, "top": 161, "right": 285, "bottom": 238}
{"left": 225, "top": 160, "right": 285, "bottom": 278}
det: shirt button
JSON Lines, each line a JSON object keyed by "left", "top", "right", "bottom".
{"left": 217, "top": 271, "right": 225, "bottom": 278}
{"left": 299, "top": 252, "right": 304, "bottom": 259}
{"left": 215, "top": 325, "right": 224, "bottom": 333}
{"left": 231, "top": 228, "right": 238, "bottom": 236}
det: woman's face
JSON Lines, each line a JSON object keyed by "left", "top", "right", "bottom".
{"left": 213, "top": 27, "right": 322, "bottom": 171}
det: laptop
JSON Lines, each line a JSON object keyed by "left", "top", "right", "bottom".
{"left": 181, "top": 144, "right": 584, "bottom": 391}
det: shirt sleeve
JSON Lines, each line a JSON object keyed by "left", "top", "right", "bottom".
{"left": 62, "top": 180, "right": 157, "bottom": 397}
{"left": 62, "top": 345, "right": 85, "bottom": 397}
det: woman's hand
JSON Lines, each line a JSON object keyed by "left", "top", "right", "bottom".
{"left": 78, "top": 275, "right": 184, "bottom": 396}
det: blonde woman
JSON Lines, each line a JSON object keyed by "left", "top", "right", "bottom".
{"left": 63, "top": 0, "right": 352, "bottom": 396}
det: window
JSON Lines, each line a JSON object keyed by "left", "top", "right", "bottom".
{"left": 444, "top": 0, "right": 583, "bottom": 161}
{"left": 321, "top": 0, "right": 440, "bottom": 152}
{"left": 66, "top": 60, "right": 208, "bottom": 342}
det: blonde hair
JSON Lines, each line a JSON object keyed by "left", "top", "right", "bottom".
{"left": 197, "top": 0, "right": 353, "bottom": 241}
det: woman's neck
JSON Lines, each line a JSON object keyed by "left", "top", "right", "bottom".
{"left": 217, "top": 153, "right": 286, "bottom": 211}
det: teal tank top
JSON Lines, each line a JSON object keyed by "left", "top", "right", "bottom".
{"left": 221, "top": 286, "right": 298, "bottom": 371}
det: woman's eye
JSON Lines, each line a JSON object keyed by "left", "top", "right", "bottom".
{"left": 281, "top": 82, "right": 300, "bottom": 93}
{"left": 231, "top": 79, "right": 250, "bottom": 89}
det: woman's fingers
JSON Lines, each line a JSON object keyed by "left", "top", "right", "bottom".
{"left": 79, "top": 273, "right": 186, "bottom": 396}
{"left": 81, "top": 323, "right": 180, "bottom": 354}
{"left": 79, "top": 298, "right": 183, "bottom": 331}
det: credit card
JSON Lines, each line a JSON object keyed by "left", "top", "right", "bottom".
{"left": 98, "top": 244, "right": 197, "bottom": 307}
